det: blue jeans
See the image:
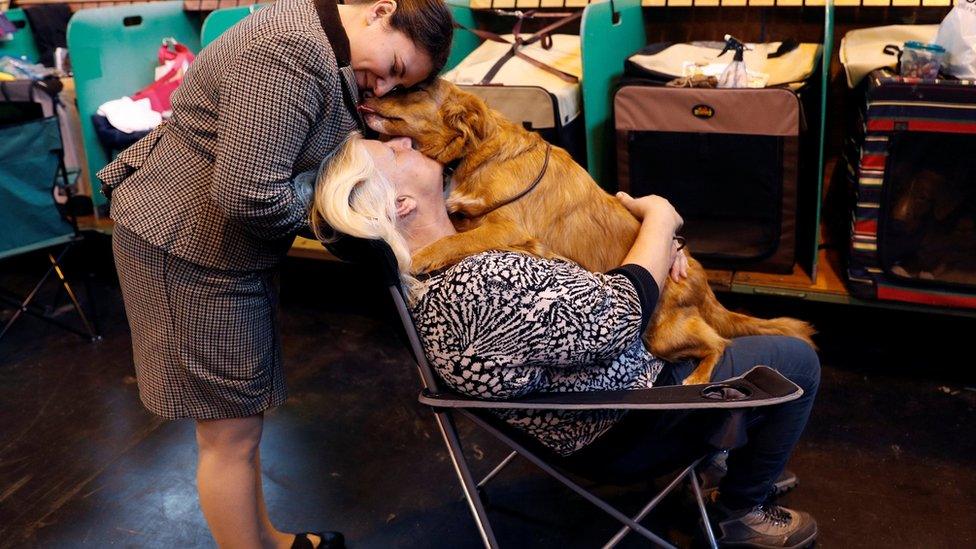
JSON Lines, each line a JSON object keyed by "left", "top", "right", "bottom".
{"left": 560, "top": 336, "right": 820, "bottom": 510}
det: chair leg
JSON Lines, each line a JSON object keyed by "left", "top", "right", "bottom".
{"left": 0, "top": 245, "right": 101, "bottom": 342}
{"left": 478, "top": 451, "right": 518, "bottom": 490}
{"left": 0, "top": 256, "right": 59, "bottom": 341}
{"left": 433, "top": 410, "right": 500, "bottom": 549}
{"left": 49, "top": 252, "right": 100, "bottom": 341}
{"left": 603, "top": 457, "right": 705, "bottom": 549}
{"left": 460, "top": 410, "right": 676, "bottom": 549}
{"left": 689, "top": 465, "right": 719, "bottom": 549}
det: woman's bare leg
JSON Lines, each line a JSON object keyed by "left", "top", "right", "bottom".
{"left": 195, "top": 414, "right": 296, "bottom": 549}
{"left": 253, "top": 449, "right": 322, "bottom": 547}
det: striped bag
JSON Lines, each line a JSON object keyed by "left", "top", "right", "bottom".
{"left": 846, "top": 68, "right": 976, "bottom": 309}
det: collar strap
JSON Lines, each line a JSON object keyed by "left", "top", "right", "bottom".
{"left": 442, "top": 157, "right": 462, "bottom": 188}
{"left": 313, "top": 0, "right": 351, "bottom": 67}
{"left": 457, "top": 142, "right": 551, "bottom": 219}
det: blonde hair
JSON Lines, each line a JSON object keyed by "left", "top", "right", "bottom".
{"left": 310, "top": 132, "right": 423, "bottom": 299}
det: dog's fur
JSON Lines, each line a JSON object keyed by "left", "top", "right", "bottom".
{"left": 363, "top": 79, "right": 815, "bottom": 384}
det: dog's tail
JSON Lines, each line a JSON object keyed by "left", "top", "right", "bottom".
{"left": 702, "top": 293, "right": 817, "bottom": 349}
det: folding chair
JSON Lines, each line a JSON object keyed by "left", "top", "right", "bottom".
{"left": 326, "top": 236, "right": 803, "bottom": 548}
{"left": 0, "top": 82, "right": 100, "bottom": 342}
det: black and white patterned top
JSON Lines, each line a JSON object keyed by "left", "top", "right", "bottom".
{"left": 411, "top": 251, "right": 666, "bottom": 456}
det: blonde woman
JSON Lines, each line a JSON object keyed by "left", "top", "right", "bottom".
{"left": 313, "top": 133, "right": 821, "bottom": 549}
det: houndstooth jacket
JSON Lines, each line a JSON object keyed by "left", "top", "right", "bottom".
{"left": 99, "top": 0, "right": 364, "bottom": 271}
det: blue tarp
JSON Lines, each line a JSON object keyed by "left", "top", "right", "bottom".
{"left": 0, "top": 116, "right": 74, "bottom": 259}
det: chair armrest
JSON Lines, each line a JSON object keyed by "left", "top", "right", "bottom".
{"left": 418, "top": 365, "right": 802, "bottom": 411}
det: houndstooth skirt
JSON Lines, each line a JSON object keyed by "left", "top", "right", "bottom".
{"left": 112, "top": 224, "right": 288, "bottom": 419}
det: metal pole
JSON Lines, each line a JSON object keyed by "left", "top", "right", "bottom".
{"left": 689, "top": 467, "right": 719, "bottom": 549}
{"left": 49, "top": 252, "right": 100, "bottom": 340}
{"left": 433, "top": 411, "right": 500, "bottom": 548}
{"left": 603, "top": 458, "right": 704, "bottom": 548}
{"left": 478, "top": 451, "right": 518, "bottom": 489}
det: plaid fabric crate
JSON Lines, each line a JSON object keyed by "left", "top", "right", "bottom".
{"left": 846, "top": 69, "right": 976, "bottom": 309}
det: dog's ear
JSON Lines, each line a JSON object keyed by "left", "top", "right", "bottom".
{"left": 437, "top": 91, "right": 491, "bottom": 161}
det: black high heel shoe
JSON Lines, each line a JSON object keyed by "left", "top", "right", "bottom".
{"left": 291, "top": 531, "right": 345, "bottom": 549}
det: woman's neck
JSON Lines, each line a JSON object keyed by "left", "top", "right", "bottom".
{"left": 335, "top": 3, "right": 358, "bottom": 29}
{"left": 403, "top": 207, "right": 457, "bottom": 253}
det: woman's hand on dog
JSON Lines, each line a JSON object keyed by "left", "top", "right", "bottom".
{"left": 616, "top": 192, "right": 688, "bottom": 280}
{"left": 616, "top": 192, "right": 688, "bottom": 285}
{"left": 670, "top": 243, "right": 689, "bottom": 282}
{"left": 616, "top": 192, "right": 683, "bottom": 230}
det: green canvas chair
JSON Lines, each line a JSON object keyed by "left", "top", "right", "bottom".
{"left": 0, "top": 94, "right": 99, "bottom": 342}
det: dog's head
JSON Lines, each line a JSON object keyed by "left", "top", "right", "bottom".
{"left": 359, "top": 78, "right": 493, "bottom": 164}
{"left": 890, "top": 169, "right": 961, "bottom": 232}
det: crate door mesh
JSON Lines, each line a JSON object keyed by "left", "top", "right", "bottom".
{"left": 628, "top": 131, "right": 783, "bottom": 263}
{"left": 880, "top": 132, "right": 976, "bottom": 290}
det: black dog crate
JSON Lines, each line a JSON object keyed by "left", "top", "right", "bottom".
{"left": 615, "top": 81, "right": 820, "bottom": 274}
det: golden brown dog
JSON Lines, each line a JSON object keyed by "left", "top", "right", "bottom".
{"left": 362, "top": 79, "right": 815, "bottom": 384}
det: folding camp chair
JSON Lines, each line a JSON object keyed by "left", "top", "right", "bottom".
{"left": 0, "top": 82, "right": 100, "bottom": 343}
{"left": 326, "top": 236, "right": 803, "bottom": 548}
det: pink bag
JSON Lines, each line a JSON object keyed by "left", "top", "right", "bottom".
{"left": 132, "top": 39, "right": 196, "bottom": 114}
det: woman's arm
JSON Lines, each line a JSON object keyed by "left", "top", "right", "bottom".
{"left": 210, "top": 32, "right": 330, "bottom": 241}
{"left": 615, "top": 192, "right": 685, "bottom": 292}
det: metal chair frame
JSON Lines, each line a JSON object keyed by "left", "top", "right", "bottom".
{"left": 0, "top": 240, "right": 101, "bottom": 342}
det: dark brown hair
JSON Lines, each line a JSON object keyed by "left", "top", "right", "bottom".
{"left": 383, "top": 0, "right": 455, "bottom": 80}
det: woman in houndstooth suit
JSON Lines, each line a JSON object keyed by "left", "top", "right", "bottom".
{"left": 99, "top": 0, "right": 453, "bottom": 547}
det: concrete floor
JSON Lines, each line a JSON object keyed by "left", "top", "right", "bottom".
{"left": 1, "top": 234, "right": 974, "bottom": 548}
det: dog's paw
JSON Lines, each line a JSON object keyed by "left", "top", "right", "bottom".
{"left": 682, "top": 372, "right": 711, "bottom": 386}
{"left": 446, "top": 194, "right": 487, "bottom": 216}
{"left": 410, "top": 248, "right": 453, "bottom": 275}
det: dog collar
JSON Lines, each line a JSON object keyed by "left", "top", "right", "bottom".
{"left": 454, "top": 143, "right": 552, "bottom": 219}
{"left": 443, "top": 157, "right": 462, "bottom": 189}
